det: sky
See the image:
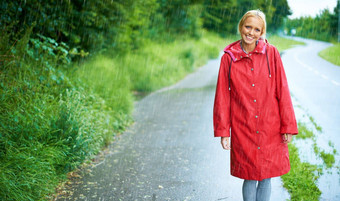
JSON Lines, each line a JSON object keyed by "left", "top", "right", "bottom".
{"left": 287, "top": 0, "right": 338, "bottom": 19}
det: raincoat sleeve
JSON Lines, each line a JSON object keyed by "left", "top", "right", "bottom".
{"left": 213, "top": 54, "right": 231, "bottom": 137}
{"left": 274, "top": 47, "right": 298, "bottom": 135}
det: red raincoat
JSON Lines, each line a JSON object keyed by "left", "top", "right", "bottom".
{"left": 213, "top": 39, "right": 298, "bottom": 181}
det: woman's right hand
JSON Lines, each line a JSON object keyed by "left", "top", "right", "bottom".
{"left": 221, "top": 137, "right": 231, "bottom": 150}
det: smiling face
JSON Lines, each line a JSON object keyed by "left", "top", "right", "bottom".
{"left": 240, "top": 16, "right": 264, "bottom": 48}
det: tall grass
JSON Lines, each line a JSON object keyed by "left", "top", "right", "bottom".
{"left": 73, "top": 31, "right": 230, "bottom": 94}
{"left": 123, "top": 33, "right": 226, "bottom": 92}
{"left": 0, "top": 56, "right": 117, "bottom": 200}
{"left": 74, "top": 55, "right": 133, "bottom": 118}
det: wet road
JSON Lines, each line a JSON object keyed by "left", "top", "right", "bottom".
{"left": 282, "top": 36, "right": 340, "bottom": 200}
{"left": 56, "top": 53, "right": 289, "bottom": 200}
{"left": 283, "top": 37, "right": 340, "bottom": 148}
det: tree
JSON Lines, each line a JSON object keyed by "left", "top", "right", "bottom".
{"left": 270, "top": 0, "right": 292, "bottom": 31}
{"left": 202, "top": 0, "right": 238, "bottom": 35}
{"left": 285, "top": 3, "right": 338, "bottom": 42}
{"left": 201, "top": 0, "right": 291, "bottom": 36}
{"left": 154, "top": 0, "right": 204, "bottom": 38}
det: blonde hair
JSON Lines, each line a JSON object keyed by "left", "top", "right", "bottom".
{"left": 238, "top": 9, "right": 267, "bottom": 39}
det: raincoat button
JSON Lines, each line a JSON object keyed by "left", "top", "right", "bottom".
{"left": 255, "top": 115, "right": 258, "bottom": 118}
{"left": 251, "top": 68, "right": 254, "bottom": 71}
{"left": 241, "top": 56, "right": 243, "bottom": 58}
{"left": 254, "top": 99, "right": 256, "bottom": 103}
{"left": 252, "top": 84, "right": 255, "bottom": 87}
{"left": 256, "top": 131, "right": 259, "bottom": 133}
{"left": 258, "top": 147, "right": 260, "bottom": 150}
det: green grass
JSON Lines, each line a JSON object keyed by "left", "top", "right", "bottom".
{"left": 319, "top": 43, "right": 340, "bottom": 66}
{"left": 320, "top": 151, "right": 335, "bottom": 168}
{"left": 0, "top": 60, "right": 119, "bottom": 200}
{"left": 73, "top": 55, "right": 133, "bottom": 116}
{"left": 282, "top": 144, "right": 322, "bottom": 201}
{"left": 296, "top": 122, "right": 315, "bottom": 139}
{"left": 311, "top": 141, "right": 335, "bottom": 169}
{"left": 281, "top": 120, "right": 322, "bottom": 200}
{"left": 268, "top": 35, "right": 305, "bottom": 51}
{"left": 123, "top": 32, "right": 232, "bottom": 92}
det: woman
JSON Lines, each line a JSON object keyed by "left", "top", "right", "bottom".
{"left": 213, "top": 10, "right": 298, "bottom": 201}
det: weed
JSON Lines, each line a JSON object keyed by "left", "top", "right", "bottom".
{"left": 281, "top": 144, "right": 322, "bottom": 201}
{"left": 309, "top": 116, "right": 323, "bottom": 132}
{"left": 313, "top": 142, "right": 320, "bottom": 155}
{"left": 296, "top": 122, "right": 315, "bottom": 139}
{"left": 320, "top": 151, "right": 335, "bottom": 168}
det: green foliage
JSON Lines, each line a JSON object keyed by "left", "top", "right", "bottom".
{"left": 202, "top": 0, "right": 291, "bottom": 35}
{"left": 319, "top": 43, "right": 340, "bottom": 66}
{"left": 270, "top": 0, "right": 292, "bottom": 31}
{"left": 202, "top": 0, "right": 238, "bottom": 34}
{"left": 27, "top": 34, "right": 74, "bottom": 66}
{"left": 0, "top": 0, "right": 158, "bottom": 54}
{"left": 150, "top": 0, "right": 204, "bottom": 40}
{"left": 285, "top": 1, "right": 339, "bottom": 42}
{"left": 281, "top": 144, "right": 322, "bottom": 201}
{"left": 1, "top": 0, "right": 292, "bottom": 56}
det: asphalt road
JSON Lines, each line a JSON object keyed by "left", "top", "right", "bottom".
{"left": 56, "top": 54, "right": 289, "bottom": 200}
{"left": 283, "top": 37, "right": 340, "bottom": 149}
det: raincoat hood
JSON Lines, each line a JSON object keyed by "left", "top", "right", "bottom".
{"left": 224, "top": 39, "right": 268, "bottom": 62}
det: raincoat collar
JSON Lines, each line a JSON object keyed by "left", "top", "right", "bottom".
{"left": 224, "top": 39, "right": 268, "bottom": 62}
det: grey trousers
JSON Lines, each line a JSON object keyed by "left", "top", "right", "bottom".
{"left": 242, "top": 178, "right": 271, "bottom": 201}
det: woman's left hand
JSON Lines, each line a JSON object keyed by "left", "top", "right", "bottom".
{"left": 283, "top": 134, "right": 293, "bottom": 143}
